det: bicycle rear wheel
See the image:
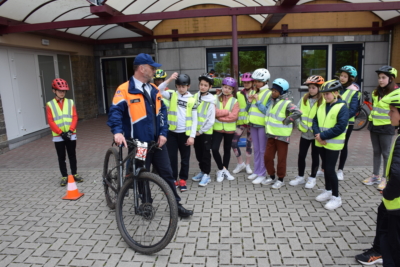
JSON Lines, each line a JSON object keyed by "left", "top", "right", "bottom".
{"left": 103, "top": 148, "right": 121, "bottom": 209}
{"left": 115, "top": 172, "right": 178, "bottom": 255}
{"left": 353, "top": 107, "right": 369, "bottom": 131}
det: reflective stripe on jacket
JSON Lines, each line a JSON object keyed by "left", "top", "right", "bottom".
{"left": 168, "top": 92, "right": 195, "bottom": 136}
{"left": 236, "top": 92, "right": 248, "bottom": 125}
{"left": 369, "top": 94, "right": 391, "bottom": 126}
{"left": 47, "top": 98, "right": 76, "bottom": 136}
{"left": 341, "top": 87, "right": 360, "bottom": 123}
{"left": 383, "top": 134, "right": 400, "bottom": 211}
{"left": 265, "top": 100, "right": 293, "bottom": 137}
{"left": 248, "top": 89, "right": 271, "bottom": 126}
{"left": 214, "top": 97, "right": 237, "bottom": 132}
{"left": 299, "top": 97, "right": 323, "bottom": 133}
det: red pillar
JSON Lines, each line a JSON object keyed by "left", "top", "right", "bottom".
{"left": 232, "top": 15, "right": 239, "bottom": 83}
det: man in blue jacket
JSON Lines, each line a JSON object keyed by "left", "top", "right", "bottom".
{"left": 107, "top": 53, "right": 193, "bottom": 218}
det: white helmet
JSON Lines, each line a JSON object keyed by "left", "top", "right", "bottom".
{"left": 251, "top": 68, "right": 270, "bottom": 82}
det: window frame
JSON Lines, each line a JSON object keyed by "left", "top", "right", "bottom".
{"left": 301, "top": 45, "right": 329, "bottom": 85}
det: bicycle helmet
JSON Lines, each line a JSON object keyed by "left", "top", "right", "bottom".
{"left": 376, "top": 65, "right": 397, "bottom": 78}
{"left": 222, "top": 77, "right": 237, "bottom": 88}
{"left": 154, "top": 69, "right": 167, "bottom": 79}
{"left": 241, "top": 72, "right": 253, "bottom": 82}
{"left": 175, "top": 74, "right": 191, "bottom": 86}
{"left": 381, "top": 89, "right": 400, "bottom": 108}
{"left": 304, "top": 75, "right": 325, "bottom": 85}
{"left": 251, "top": 68, "right": 270, "bottom": 82}
{"left": 52, "top": 78, "right": 69, "bottom": 90}
{"left": 272, "top": 78, "right": 289, "bottom": 95}
{"left": 339, "top": 65, "right": 357, "bottom": 78}
{"left": 198, "top": 73, "right": 214, "bottom": 85}
{"left": 320, "top": 79, "right": 343, "bottom": 93}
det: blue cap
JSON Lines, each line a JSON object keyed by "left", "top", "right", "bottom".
{"left": 134, "top": 53, "right": 162, "bottom": 68}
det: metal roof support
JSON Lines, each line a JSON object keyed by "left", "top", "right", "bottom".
{"left": 383, "top": 15, "right": 400, "bottom": 27}
{"left": 232, "top": 15, "right": 239, "bottom": 82}
{"left": 1, "top": 2, "right": 400, "bottom": 34}
{"left": 262, "top": 0, "right": 300, "bottom": 32}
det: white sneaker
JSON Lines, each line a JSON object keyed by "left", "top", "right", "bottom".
{"left": 316, "top": 169, "right": 324, "bottom": 177}
{"left": 337, "top": 169, "right": 344, "bottom": 181}
{"left": 315, "top": 190, "right": 332, "bottom": 202}
{"left": 216, "top": 170, "right": 224, "bottom": 182}
{"left": 289, "top": 176, "right": 305, "bottom": 186}
{"left": 232, "top": 163, "right": 246, "bottom": 174}
{"left": 305, "top": 177, "right": 316, "bottom": 189}
{"left": 324, "top": 196, "right": 342, "bottom": 210}
{"left": 224, "top": 168, "right": 235, "bottom": 181}
{"left": 271, "top": 180, "right": 284, "bottom": 189}
{"left": 245, "top": 164, "right": 253, "bottom": 174}
{"left": 261, "top": 178, "right": 275, "bottom": 185}
{"left": 252, "top": 176, "right": 266, "bottom": 184}
{"left": 248, "top": 173, "right": 258, "bottom": 180}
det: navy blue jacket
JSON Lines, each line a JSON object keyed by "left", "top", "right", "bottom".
{"left": 312, "top": 99, "right": 349, "bottom": 140}
{"left": 340, "top": 83, "right": 360, "bottom": 124}
{"left": 107, "top": 76, "right": 168, "bottom": 143}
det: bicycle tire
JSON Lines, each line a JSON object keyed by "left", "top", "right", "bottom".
{"left": 115, "top": 172, "right": 178, "bottom": 255}
{"left": 353, "top": 107, "right": 369, "bottom": 131}
{"left": 103, "top": 148, "right": 121, "bottom": 210}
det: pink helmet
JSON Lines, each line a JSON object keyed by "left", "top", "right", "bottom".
{"left": 241, "top": 72, "right": 253, "bottom": 82}
{"left": 222, "top": 77, "right": 237, "bottom": 88}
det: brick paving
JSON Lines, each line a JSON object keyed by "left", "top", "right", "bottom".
{"left": 0, "top": 115, "right": 387, "bottom": 266}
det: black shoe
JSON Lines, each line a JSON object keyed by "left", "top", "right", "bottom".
{"left": 178, "top": 205, "right": 193, "bottom": 218}
{"left": 60, "top": 177, "right": 67, "bottom": 187}
{"left": 355, "top": 248, "right": 382, "bottom": 265}
{"left": 73, "top": 174, "right": 83, "bottom": 183}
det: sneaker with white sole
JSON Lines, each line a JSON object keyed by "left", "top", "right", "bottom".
{"left": 362, "top": 175, "right": 381, "bottom": 185}
{"left": 261, "top": 178, "right": 275, "bottom": 185}
{"left": 271, "top": 180, "right": 284, "bottom": 189}
{"left": 305, "top": 177, "right": 316, "bottom": 189}
{"left": 199, "top": 174, "right": 211, "bottom": 187}
{"left": 224, "top": 168, "right": 235, "bottom": 181}
{"left": 324, "top": 196, "right": 342, "bottom": 210}
{"left": 315, "top": 190, "right": 332, "bottom": 202}
{"left": 216, "top": 170, "right": 224, "bottom": 182}
{"left": 316, "top": 169, "right": 324, "bottom": 177}
{"left": 192, "top": 171, "right": 204, "bottom": 182}
{"left": 337, "top": 169, "right": 344, "bottom": 181}
{"left": 245, "top": 164, "right": 253, "bottom": 174}
{"left": 232, "top": 163, "right": 246, "bottom": 174}
{"left": 377, "top": 177, "right": 387, "bottom": 191}
{"left": 252, "top": 176, "right": 266, "bottom": 184}
{"left": 289, "top": 176, "right": 305, "bottom": 186}
{"left": 248, "top": 173, "right": 258, "bottom": 180}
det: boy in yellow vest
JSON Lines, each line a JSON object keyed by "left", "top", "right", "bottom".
{"left": 263, "top": 78, "right": 301, "bottom": 189}
{"left": 158, "top": 74, "right": 198, "bottom": 192}
{"left": 46, "top": 78, "right": 83, "bottom": 186}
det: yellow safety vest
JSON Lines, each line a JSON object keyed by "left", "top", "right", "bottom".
{"left": 214, "top": 97, "right": 237, "bottom": 132}
{"left": 383, "top": 134, "right": 400, "bottom": 211}
{"left": 248, "top": 89, "right": 272, "bottom": 126}
{"left": 299, "top": 97, "right": 324, "bottom": 133}
{"left": 162, "top": 89, "right": 174, "bottom": 108}
{"left": 236, "top": 91, "right": 249, "bottom": 125}
{"left": 315, "top": 102, "right": 347, "bottom": 150}
{"left": 167, "top": 92, "right": 195, "bottom": 136}
{"left": 341, "top": 89, "right": 360, "bottom": 123}
{"left": 265, "top": 100, "right": 293, "bottom": 137}
{"left": 194, "top": 93, "right": 213, "bottom": 135}
{"left": 369, "top": 93, "right": 391, "bottom": 126}
{"left": 47, "top": 98, "right": 76, "bottom": 136}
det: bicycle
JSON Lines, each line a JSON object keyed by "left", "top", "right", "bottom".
{"left": 353, "top": 91, "right": 373, "bottom": 131}
{"left": 103, "top": 139, "right": 178, "bottom": 254}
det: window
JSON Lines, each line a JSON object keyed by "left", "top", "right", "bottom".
{"left": 301, "top": 46, "right": 328, "bottom": 84}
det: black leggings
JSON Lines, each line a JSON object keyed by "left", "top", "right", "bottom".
{"left": 338, "top": 124, "right": 353, "bottom": 170}
{"left": 212, "top": 132, "right": 234, "bottom": 170}
{"left": 320, "top": 148, "right": 339, "bottom": 197}
{"left": 298, "top": 137, "right": 320, "bottom": 177}
{"left": 54, "top": 140, "right": 77, "bottom": 177}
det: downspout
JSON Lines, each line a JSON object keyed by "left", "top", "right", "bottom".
{"left": 388, "top": 30, "right": 392, "bottom": 65}
{"left": 154, "top": 39, "right": 159, "bottom": 63}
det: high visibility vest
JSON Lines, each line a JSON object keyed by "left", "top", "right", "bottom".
{"left": 194, "top": 93, "right": 213, "bottom": 135}
{"left": 383, "top": 134, "right": 400, "bottom": 211}
{"left": 214, "top": 97, "right": 237, "bottom": 132}
{"left": 236, "top": 91, "right": 248, "bottom": 125}
{"left": 341, "top": 89, "right": 360, "bottom": 123}
{"left": 162, "top": 89, "right": 174, "bottom": 108}
{"left": 369, "top": 93, "right": 391, "bottom": 126}
{"left": 248, "top": 89, "right": 272, "bottom": 126}
{"left": 265, "top": 100, "right": 293, "bottom": 137}
{"left": 167, "top": 92, "right": 195, "bottom": 136}
{"left": 299, "top": 97, "right": 324, "bottom": 133}
{"left": 47, "top": 98, "right": 76, "bottom": 136}
{"left": 315, "top": 102, "right": 347, "bottom": 151}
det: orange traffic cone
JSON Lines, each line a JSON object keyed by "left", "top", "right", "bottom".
{"left": 62, "top": 175, "right": 84, "bottom": 200}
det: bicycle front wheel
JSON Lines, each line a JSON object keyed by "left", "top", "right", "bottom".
{"left": 115, "top": 172, "right": 178, "bottom": 255}
{"left": 103, "top": 148, "right": 121, "bottom": 209}
{"left": 353, "top": 107, "right": 369, "bottom": 131}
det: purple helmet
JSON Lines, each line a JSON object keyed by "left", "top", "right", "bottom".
{"left": 241, "top": 72, "right": 253, "bottom": 82}
{"left": 222, "top": 77, "right": 237, "bottom": 88}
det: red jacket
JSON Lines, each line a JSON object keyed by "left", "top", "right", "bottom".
{"left": 46, "top": 98, "right": 78, "bottom": 136}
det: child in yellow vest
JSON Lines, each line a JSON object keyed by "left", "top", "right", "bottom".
{"left": 263, "top": 78, "right": 301, "bottom": 189}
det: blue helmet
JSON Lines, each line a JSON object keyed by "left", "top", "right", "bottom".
{"left": 272, "top": 78, "right": 289, "bottom": 94}
{"left": 340, "top": 65, "right": 357, "bottom": 78}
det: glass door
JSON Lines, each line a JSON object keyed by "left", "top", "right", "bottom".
{"left": 332, "top": 44, "right": 364, "bottom": 88}
{"left": 102, "top": 58, "right": 127, "bottom": 113}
